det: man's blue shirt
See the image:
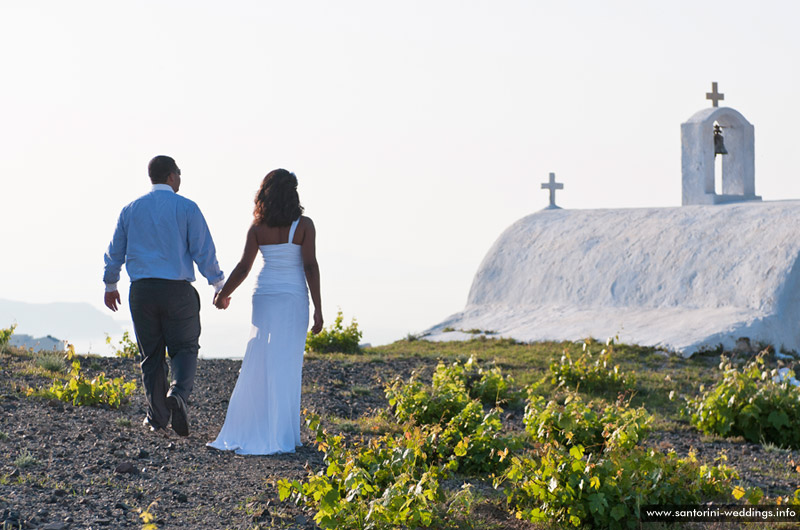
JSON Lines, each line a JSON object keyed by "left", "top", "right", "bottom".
{"left": 104, "top": 184, "right": 224, "bottom": 288}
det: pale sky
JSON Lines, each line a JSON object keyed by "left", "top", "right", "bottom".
{"left": 2, "top": 1, "right": 799, "bottom": 357}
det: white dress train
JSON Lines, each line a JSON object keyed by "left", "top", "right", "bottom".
{"left": 207, "top": 219, "right": 308, "bottom": 455}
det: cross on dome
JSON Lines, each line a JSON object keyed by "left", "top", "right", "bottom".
{"left": 541, "top": 172, "right": 563, "bottom": 209}
{"left": 706, "top": 82, "right": 724, "bottom": 108}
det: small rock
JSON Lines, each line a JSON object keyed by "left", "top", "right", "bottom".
{"left": 114, "top": 462, "right": 138, "bottom": 475}
{"left": 41, "top": 523, "right": 67, "bottom": 530}
{"left": 1, "top": 509, "right": 21, "bottom": 525}
{"left": 113, "top": 449, "right": 127, "bottom": 458}
{"left": 54, "top": 488, "right": 68, "bottom": 497}
{"left": 9, "top": 469, "right": 19, "bottom": 478}
{"left": 175, "top": 492, "right": 188, "bottom": 503}
{"left": 734, "top": 337, "right": 754, "bottom": 354}
{"left": 115, "top": 502, "right": 129, "bottom": 511}
{"left": 137, "top": 449, "right": 149, "bottom": 459}
{"left": 295, "top": 514, "right": 308, "bottom": 525}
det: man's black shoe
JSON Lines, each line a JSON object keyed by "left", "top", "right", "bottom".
{"left": 142, "top": 417, "right": 166, "bottom": 432}
{"left": 166, "top": 393, "right": 190, "bottom": 437}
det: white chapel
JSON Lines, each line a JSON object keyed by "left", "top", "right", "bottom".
{"left": 427, "top": 84, "right": 800, "bottom": 356}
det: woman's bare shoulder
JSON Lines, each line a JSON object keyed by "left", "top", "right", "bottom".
{"left": 248, "top": 222, "right": 271, "bottom": 245}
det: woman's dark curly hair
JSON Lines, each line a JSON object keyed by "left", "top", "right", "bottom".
{"left": 253, "top": 169, "right": 304, "bottom": 226}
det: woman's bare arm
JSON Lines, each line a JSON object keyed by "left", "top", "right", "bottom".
{"left": 301, "top": 217, "right": 323, "bottom": 334}
{"left": 214, "top": 225, "right": 259, "bottom": 308}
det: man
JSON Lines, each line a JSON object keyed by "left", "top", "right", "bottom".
{"left": 103, "top": 155, "right": 225, "bottom": 436}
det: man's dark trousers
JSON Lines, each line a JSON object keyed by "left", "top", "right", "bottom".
{"left": 129, "top": 279, "right": 201, "bottom": 430}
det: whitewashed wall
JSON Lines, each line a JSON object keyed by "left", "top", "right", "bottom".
{"left": 427, "top": 201, "right": 800, "bottom": 356}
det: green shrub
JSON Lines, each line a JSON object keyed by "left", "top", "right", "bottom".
{"left": 306, "top": 310, "right": 362, "bottom": 354}
{"left": 499, "top": 443, "right": 737, "bottom": 529}
{"left": 281, "top": 410, "right": 519, "bottom": 528}
{"left": 387, "top": 374, "right": 471, "bottom": 426}
{"left": 386, "top": 358, "right": 519, "bottom": 475}
{"left": 431, "top": 402, "right": 519, "bottom": 475}
{"left": 524, "top": 391, "right": 651, "bottom": 453}
{"left": 550, "top": 339, "right": 635, "bottom": 394}
{"left": 390, "top": 356, "right": 521, "bottom": 415}
{"left": 385, "top": 357, "right": 512, "bottom": 425}
{"left": 500, "top": 381, "right": 738, "bottom": 527}
{"left": 139, "top": 501, "right": 159, "bottom": 530}
{"left": 0, "top": 324, "right": 16, "bottom": 353}
{"left": 279, "top": 414, "right": 445, "bottom": 529}
{"left": 35, "top": 352, "right": 66, "bottom": 374}
{"left": 31, "top": 344, "right": 136, "bottom": 408}
{"left": 14, "top": 449, "right": 38, "bottom": 469}
{"left": 686, "top": 353, "right": 800, "bottom": 447}
{"left": 471, "top": 364, "right": 518, "bottom": 407}
{"left": 431, "top": 356, "right": 519, "bottom": 407}
{"left": 106, "top": 331, "right": 139, "bottom": 359}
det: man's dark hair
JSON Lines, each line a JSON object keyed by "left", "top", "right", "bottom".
{"left": 148, "top": 155, "right": 179, "bottom": 184}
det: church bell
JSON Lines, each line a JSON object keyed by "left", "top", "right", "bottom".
{"left": 713, "top": 124, "right": 728, "bottom": 156}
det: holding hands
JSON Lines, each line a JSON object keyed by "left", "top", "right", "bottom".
{"left": 214, "top": 292, "right": 231, "bottom": 310}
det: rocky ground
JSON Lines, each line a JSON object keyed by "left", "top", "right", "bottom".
{"left": 1, "top": 351, "right": 537, "bottom": 530}
{"left": 1, "top": 348, "right": 799, "bottom": 529}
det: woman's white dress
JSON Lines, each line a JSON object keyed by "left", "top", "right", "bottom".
{"left": 207, "top": 219, "right": 308, "bottom": 455}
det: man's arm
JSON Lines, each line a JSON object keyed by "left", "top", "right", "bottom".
{"left": 186, "top": 203, "right": 225, "bottom": 291}
{"left": 103, "top": 210, "right": 127, "bottom": 311}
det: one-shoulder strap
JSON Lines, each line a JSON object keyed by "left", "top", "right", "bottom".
{"left": 287, "top": 217, "right": 301, "bottom": 244}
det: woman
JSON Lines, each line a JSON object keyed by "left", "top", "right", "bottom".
{"left": 207, "top": 169, "right": 323, "bottom": 455}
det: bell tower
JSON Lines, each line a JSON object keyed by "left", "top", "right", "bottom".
{"left": 681, "top": 82, "right": 760, "bottom": 205}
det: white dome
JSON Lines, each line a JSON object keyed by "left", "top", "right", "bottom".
{"left": 428, "top": 201, "right": 800, "bottom": 356}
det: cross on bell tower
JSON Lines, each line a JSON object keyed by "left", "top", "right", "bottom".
{"left": 541, "top": 172, "right": 563, "bottom": 209}
{"left": 706, "top": 82, "right": 724, "bottom": 108}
